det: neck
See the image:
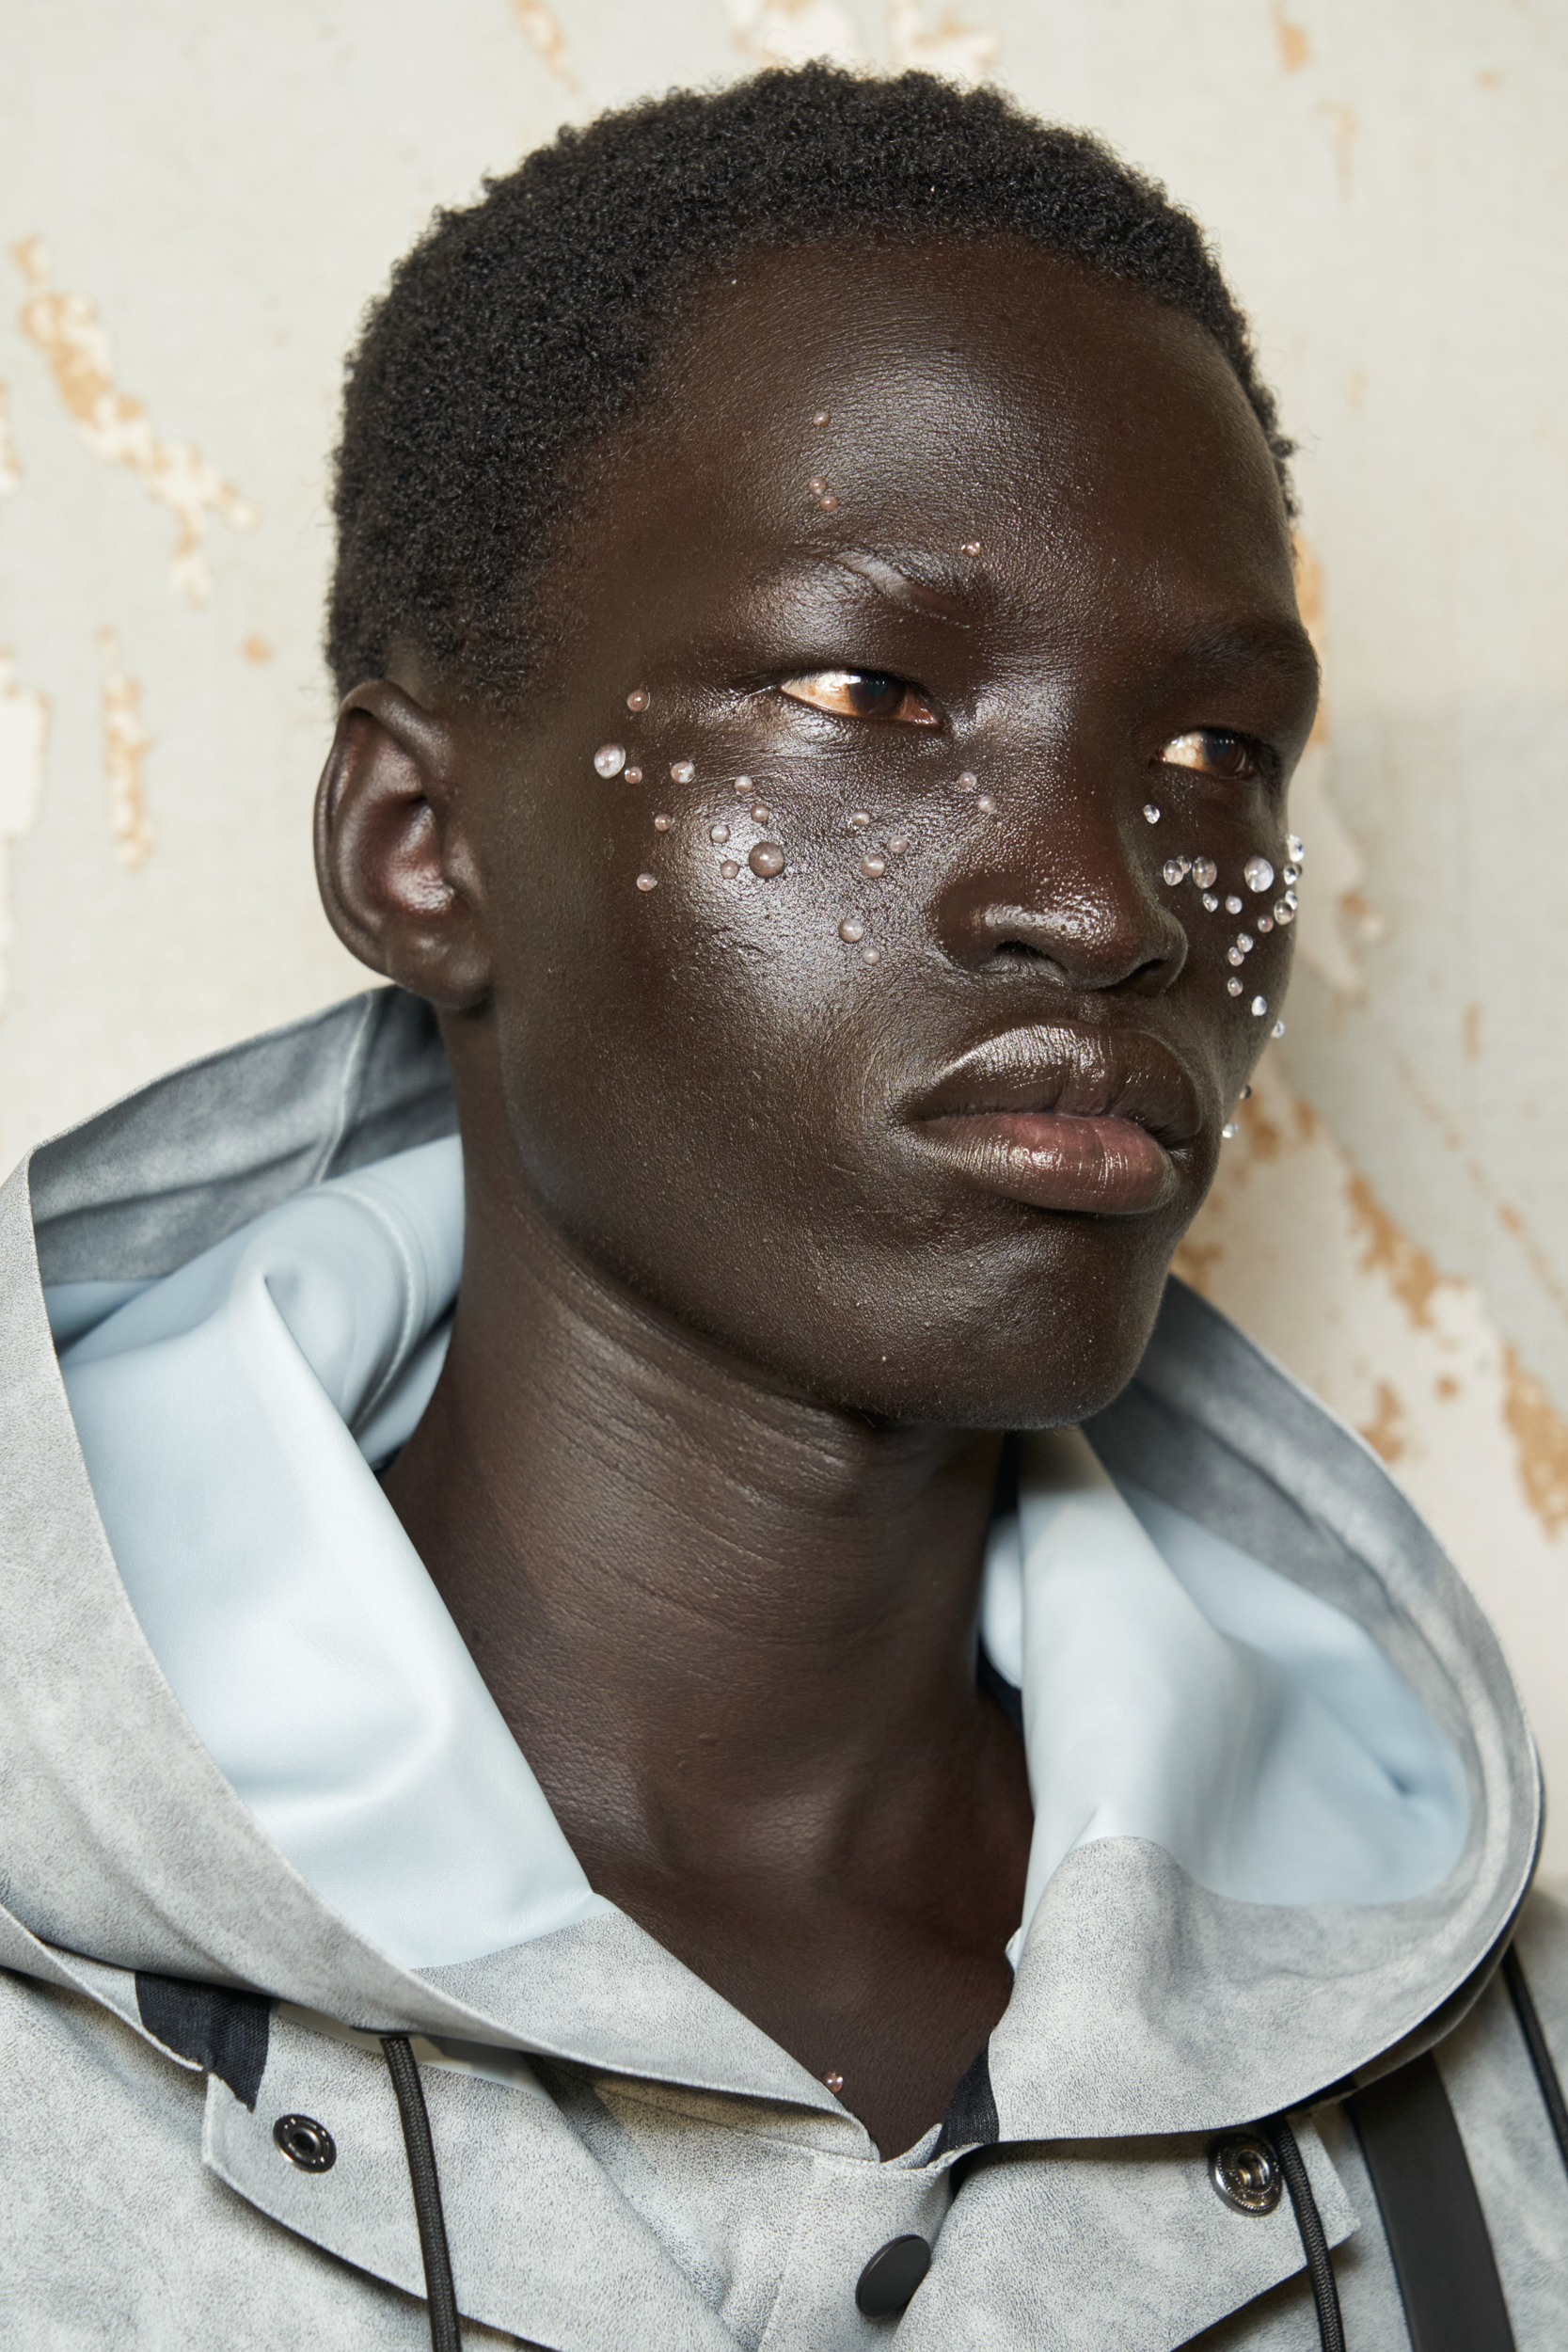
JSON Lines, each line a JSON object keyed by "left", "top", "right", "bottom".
{"left": 383, "top": 1137, "right": 1006, "bottom": 1885}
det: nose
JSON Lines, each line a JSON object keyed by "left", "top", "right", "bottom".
{"left": 934, "top": 782, "right": 1189, "bottom": 996}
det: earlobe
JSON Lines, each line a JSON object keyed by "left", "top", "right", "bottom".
{"left": 313, "top": 681, "right": 491, "bottom": 1011}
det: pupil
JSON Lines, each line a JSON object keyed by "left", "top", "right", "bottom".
{"left": 846, "top": 672, "right": 898, "bottom": 716}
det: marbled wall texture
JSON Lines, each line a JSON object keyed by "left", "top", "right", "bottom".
{"left": 3, "top": 0, "right": 1565, "bottom": 1851}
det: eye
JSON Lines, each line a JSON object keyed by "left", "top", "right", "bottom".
{"left": 778, "top": 669, "right": 939, "bottom": 725}
{"left": 1158, "top": 728, "right": 1262, "bottom": 781}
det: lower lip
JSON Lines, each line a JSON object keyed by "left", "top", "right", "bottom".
{"left": 917, "top": 1110, "right": 1180, "bottom": 1216}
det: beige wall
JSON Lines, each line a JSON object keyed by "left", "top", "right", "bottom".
{"left": 4, "top": 0, "right": 1566, "bottom": 1854}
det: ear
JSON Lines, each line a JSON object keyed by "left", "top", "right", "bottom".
{"left": 314, "top": 680, "right": 490, "bottom": 1011}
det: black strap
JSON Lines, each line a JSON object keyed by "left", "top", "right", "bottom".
{"left": 1349, "top": 2052, "right": 1514, "bottom": 2352}
{"left": 382, "top": 2034, "right": 463, "bottom": 2352}
{"left": 1264, "top": 2114, "right": 1344, "bottom": 2352}
{"left": 1501, "top": 1945, "right": 1568, "bottom": 2180}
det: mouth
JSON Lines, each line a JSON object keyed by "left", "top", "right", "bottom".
{"left": 905, "top": 1022, "right": 1205, "bottom": 1217}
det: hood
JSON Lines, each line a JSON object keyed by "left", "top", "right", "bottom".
{"left": 0, "top": 987, "right": 1542, "bottom": 2142}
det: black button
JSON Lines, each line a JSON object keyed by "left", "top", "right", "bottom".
{"left": 1208, "top": 2134, "right": 1282, "bottom": 2216}
{"left": 855, "top": 2233, "right": 932, "bottom": 2317}
{"left": 274, "top": 2113, "right": 337, "bottom": 2171}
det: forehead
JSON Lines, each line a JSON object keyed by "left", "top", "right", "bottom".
{"left": 572, "top": 235, "right": 1293, "bottom": 632}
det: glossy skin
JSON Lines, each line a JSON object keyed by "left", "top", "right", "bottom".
{"left": 317, "top": 238, "right": 1319, "bottom": 2155}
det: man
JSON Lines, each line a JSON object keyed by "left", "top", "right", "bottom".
{"left": 2, "top": 64, "right": 1563, "bottom": 2350}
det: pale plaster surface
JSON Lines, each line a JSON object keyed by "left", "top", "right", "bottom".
{"left": 2, "top": 0, "right": 1564, "bottom": 1857}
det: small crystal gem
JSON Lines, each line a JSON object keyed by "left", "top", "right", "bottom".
{"left": 594, "top": 744, "right": 626, "bottom": 778}
{"left": 1191, "top": 858, "right": 1218, "bottom": 890}
{"left": 1144, "top": 803, "right": 1162, "bottom": 823}
{"left": 670, "top": 760, "right": 695, "bottom": 784}
{"left": 1251, "top": 995, "right": 1268, "bottom": 1016}
{"left": 1227, "top": 977, "right": 1243, "bottom": 995}
{"left": 1243, "top": 855, "right": 1275, "bottom": 894}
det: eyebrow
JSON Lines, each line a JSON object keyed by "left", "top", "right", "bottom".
{"left": 1175, "top": 616, "right": 1322, "bottom": 687}
{"left": 828, "top": 549, "right": 975, "bottom": 625}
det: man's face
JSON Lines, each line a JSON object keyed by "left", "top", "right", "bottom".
{"left": 441, "top": 237, "right": 1318, "bottom": 1426}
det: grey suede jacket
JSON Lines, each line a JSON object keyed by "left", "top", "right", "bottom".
{"left": 2, "top": 988, "right": 1565, "bottom": 2351}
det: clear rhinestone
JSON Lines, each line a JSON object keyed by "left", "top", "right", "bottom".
{"left": 1202, "top": 893, "right": 1219, "bottom": 912}
{"left": 1225, "top": 895, "right": 1243, "bottom": 914}
{"left": 1251, "top": 995, "right": 1268, "bottom": 1016}
{"left": 1273, "top": 897, "right": 1296, "bottom": 926}
{"left": 1143, "top": 803, "right": 1162, "bottom": 823}
{"left": 670, "top": 760, "right": 695, "bottom": 784}
{"left": 1282, "top": 864, "right": 1300, "bottom": 886}
{"left": 1191, "top": 858, "right": 1218, "bottom": 889}
{"left": 1237, "top": 932, "right": 1253, "bottom": 953}
{"left": 1257, "top": 914, "right": 1274, "bottom": 932}
{"left": 1222, "top": 1121, "right": 1239, "bottom": 1139}
{"left": 594, "top": 743, "right": 626, "bottom": 777}
{"left": 1227, "top": 946, "right": 1244, "bottom": 967}
{"left": 1243, "top": 855, "right": 1275, "bottom": 894}
{"left": 1286, "top": 834, "right": 1305, "bottom": 864}
{"left": 1227, "top": 977, "right": 1243, "bottom": 995}
{"left": 1163, "top": 858, "right": 1190, "bottom": 886}
{"left": 1272, "top": 1020, "right": 1286, "bottom": 1038}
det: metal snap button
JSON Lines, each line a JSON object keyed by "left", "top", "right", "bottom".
{"left": 273, "top": 2113, "right": 337, "bottom": 2171}
{"left": 855, "top": 2233, "right": 932, "bottom": 2317}
{"left": 1208, "top": 2134, "right": 1282, "bottom": 2216}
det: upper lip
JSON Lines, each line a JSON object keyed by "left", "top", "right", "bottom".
{"left": 908, "top": 1022, "right": 1205, "bottom": 1150}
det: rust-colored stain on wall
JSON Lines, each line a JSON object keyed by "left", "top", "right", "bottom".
{"left": 1358, "top": 1379, "right": 1409, "bottom": 1465}
{"left": 1270, "top": 3, "right": 1311, "bottom": 72}
{"left": 13, "top": 240, "right": 255, "bottom": 606}
{"left": 0, "top": 383, "right": 19, "bottom": 498}
{"left": 510, "top": 0, "right": 575, "bottom": 84}
{"left": 98, "top": 629, "right": 153, "bottom": 869}
{"left": 1502, "top": 1345, "right": 1568, "bottom": 1538}
{"left": 1345, "top": 1168, "right": 1450, "bottom": 1329}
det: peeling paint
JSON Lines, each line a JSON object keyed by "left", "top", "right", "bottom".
{"left": 1502, "top": 1346, "right": 1568, "bottom": 1536}
{"left": 1344, "top": 1168, "right": 1452, "bottom": 1330}
{"left": 1287, "top": 537, "right": 1383, "bottom": 997}
{"left": 1358, "top": 1378, "right": 1408, "bottom": 1464}
{"left": 0, "top": 654, "right": 50, "bottom": 1014}
{"left": 98, "top": 628, "right": 153, "bottom": 869}
{"left": 1325, "top": 102, "right": 1357, "bottom": 199}
{"left": 0, "top": 382, "right": 19, "bottom": 498}
{"left": 885, "top": 0, "right": 1000, "bottom": 80}
{"left": 13, "top": 239, "right": 255, "bottom": 605}
{"left": 722, "top": 0, "right": 863, "bottom": 66}
{"left": 1270, "top": 3, "right": 1311, "bottom": 72}
{"left": 509, "top": 0, "right": 576, "bottom": 85}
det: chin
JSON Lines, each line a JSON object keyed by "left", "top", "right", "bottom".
{"left": 791, "top": 1263, "right": 1175, "bottom": 1432}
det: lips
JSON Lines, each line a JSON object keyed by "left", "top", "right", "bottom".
{"left": 905, "top": 1022, "right": 1204, "bottom": 1217}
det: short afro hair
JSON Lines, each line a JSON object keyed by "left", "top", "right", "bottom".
{"left": 328, "top": 63, "right": 1293, "bottom": 705}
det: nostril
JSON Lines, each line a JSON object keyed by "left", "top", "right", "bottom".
{"left": 993, "top": 939, "right": 1042, "bottom": 960}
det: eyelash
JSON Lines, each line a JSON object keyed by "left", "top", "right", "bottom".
{"left": 1157, "top": 728, "right": 1274, "bottom": 784}
{"left": 769, "top": 679, "right": 1275, "bottom": 786}
{"left": 776, "top": 669, "right": 940, "bottom": 726}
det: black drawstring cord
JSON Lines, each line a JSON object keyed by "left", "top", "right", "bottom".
{"left": 1501, "top": 1944, "right": 1568, "bottom": 2179}
{"left": 1264, "top": 2112, "right": 1345, "bottom": 2352}
{"left": 382, "top": 2034, "right": 463, "bottom": 2352}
